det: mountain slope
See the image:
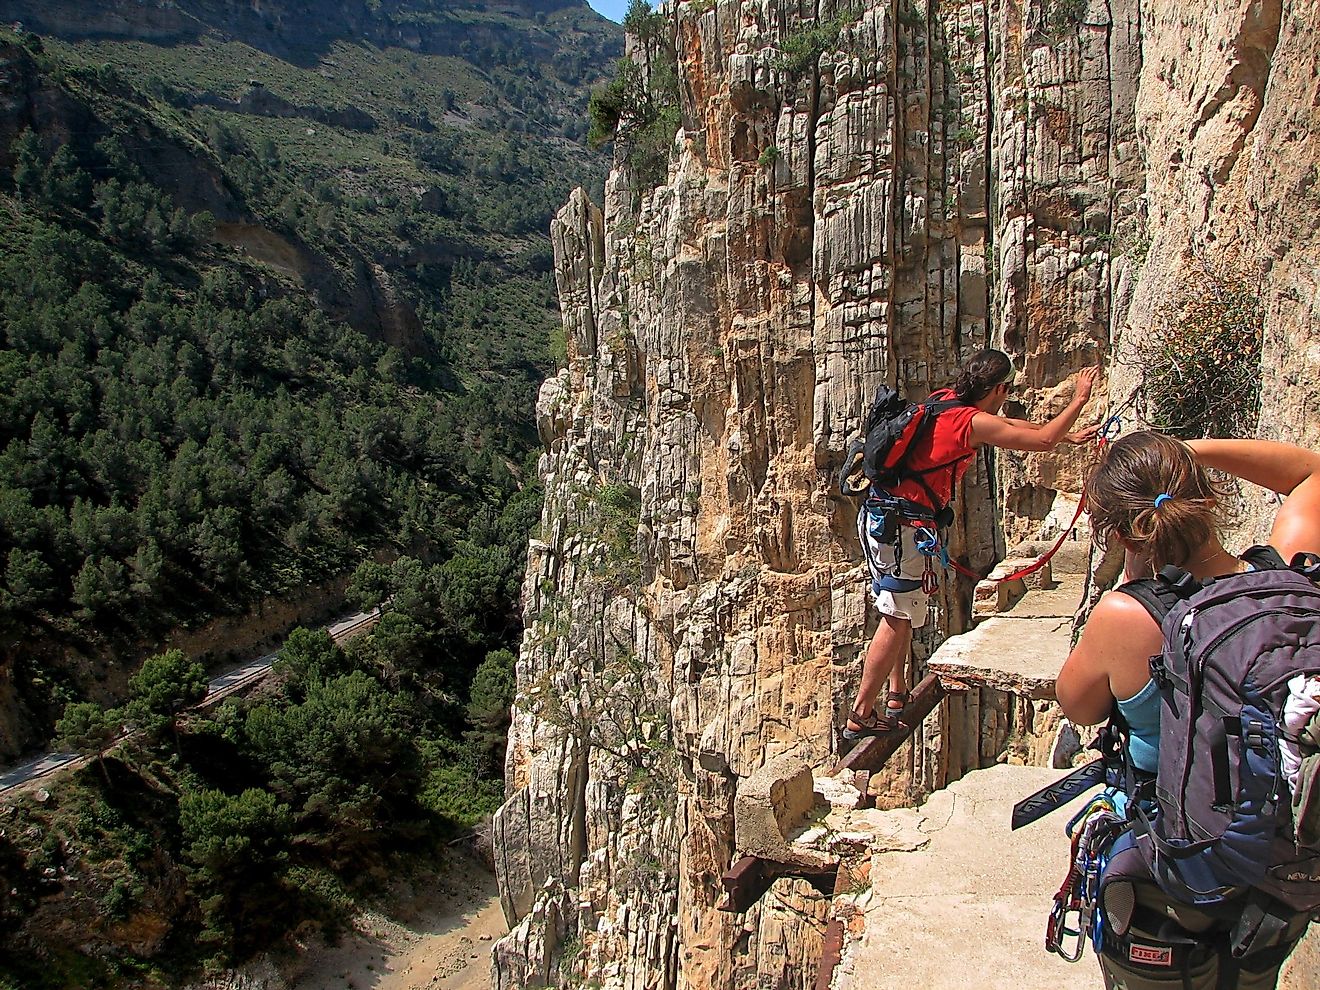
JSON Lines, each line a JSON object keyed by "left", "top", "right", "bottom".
{"left": 0, "top": 5, "right": 618, "bottom": 743}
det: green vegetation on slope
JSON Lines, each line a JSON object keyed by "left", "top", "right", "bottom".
{"left": 0, "top": 548, "right": 522, "bottom": 985}
{"left": 0, "top": 3, "right": 620, "bottom": 981}
{"left": 0, "top": 0, "right": 617, "bottom": 716}
{"left": 0, "top": 131, "right": 518, "bottom": 660}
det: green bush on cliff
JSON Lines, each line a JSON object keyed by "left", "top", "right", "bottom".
{"left": 775, "top": 16, "right": 853, "bottom": 77}
{"left": 1044, "top": 0, "right": 1088, "bottom": 38}
{"left": 54, "top": 702, "right": 121, "bottom": 782}
{"left": 179, "top": 787, "right": 292, "bottom": 956}
{"left": 1139, "top": 262, "right": 1264, "bottom": 440}
{"left": 587, "top": 0, "right": 681, "bottom": 189}
{"left": 417, "top": 737, "right": 506, "bottom": 829}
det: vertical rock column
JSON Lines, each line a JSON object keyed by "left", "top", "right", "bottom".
{"left": 988, "top": 0, "right": 1125, "bottom": 541}
{"left": 492, "top": 0, "right": 1103, "bottom": 986}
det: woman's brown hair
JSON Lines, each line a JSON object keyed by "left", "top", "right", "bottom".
{"left": 953, "top": 349, "right": 1014, "bottom": 403}
{"left": 1084, "top": 431, "right": 1233, "bottom": 568}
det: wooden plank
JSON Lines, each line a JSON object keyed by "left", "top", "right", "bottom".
{"left": 833, "top": 672, "right": 947, "bottom": 775}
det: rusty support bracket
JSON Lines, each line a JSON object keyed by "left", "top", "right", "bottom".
{"left": 814, "top": 917, "right": 846, "bottom": 990}
{"left": 719, "top": 855, "right": 839, "bottom": 914}
{"left": 832, "top": 672, "right": 947, "bottom": 776}
{"left": 814, "top": 862, "right": 859, "bottom": 989}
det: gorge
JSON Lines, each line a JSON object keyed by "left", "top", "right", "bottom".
{"left": 494, "top": 0, "right": 1320, "bottom": 987}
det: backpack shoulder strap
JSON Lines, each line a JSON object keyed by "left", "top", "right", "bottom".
{"left": 1114, "top": 577, "right": 1180, "bottom": 625}
{"left": 1240, "top": 544, "right": 1288, "bottom": 572}
{"left": 921, "top": 388, "right": 968, "bottom": 413}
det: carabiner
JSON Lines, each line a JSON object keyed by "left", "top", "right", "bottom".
{"left": 1054, "top": 908, "right": 1086, "bottom": 963}
{"left": 914, "top": 526, "right": 940, "bottom": 556}
{"left": 921, "top": 555, "right": 940, "bottom": 596}
{"left": 1046, "top": 896, "right": 1067, "bottom": 954}
{"left": 1046, "top": 894, "right": 1085, "bottom": 962}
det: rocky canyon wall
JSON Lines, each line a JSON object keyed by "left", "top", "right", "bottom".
{"left": 492, "top": 1, "right": 1320, "bottom": 988}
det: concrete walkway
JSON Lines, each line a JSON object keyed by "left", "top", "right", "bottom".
{"left": 832, "top": 764, "right": 1103, "bottom": 990}
{"left": 827, "top": 536, "right": 1317, "bottom": 989}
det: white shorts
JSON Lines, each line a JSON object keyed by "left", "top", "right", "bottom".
{"left": 858, "top": 507, "right": 933, "bottom": 630}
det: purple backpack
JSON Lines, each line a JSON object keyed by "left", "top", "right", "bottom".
{"left": 1119, "top": 545, "right": 1320, "bottom": 914}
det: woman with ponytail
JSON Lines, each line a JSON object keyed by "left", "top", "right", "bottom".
{"left": 1056, "top": 432, "right": 1320, "bottom": 987}
{"left": 847, "top": 349, "right": 1099, "bottom": 743}
{"left": 1060, "top": 433, "right": 1320, "bottom": 723}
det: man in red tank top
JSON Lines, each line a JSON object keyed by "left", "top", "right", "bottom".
{"left": 845, "top": 350, "right": 1100, "bottom": 745}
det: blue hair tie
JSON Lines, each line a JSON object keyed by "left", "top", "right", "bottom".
{"left": 1153, "top": 493, "right": 1173, "bottom": 509}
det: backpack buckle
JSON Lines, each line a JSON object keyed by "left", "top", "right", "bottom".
{"left": 1291, "top": 551, "right": 1320, "bottom": 581}
{"left": 1148, "top": 654, "right": 1170, "bottom": 690}
{"left": 1243, "top": 720, "right": 1269, "bottom": 751}
{"left": 1158, "top": 565, "right": 1201, "bottom": 597}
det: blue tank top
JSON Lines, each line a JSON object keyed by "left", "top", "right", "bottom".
{"left": 1116, "top": 679, "right": 1161, "bottom": 773}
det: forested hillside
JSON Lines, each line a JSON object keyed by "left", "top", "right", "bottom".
{"left": 0, "top": 3, "right": 620, "bottom": 985}
{"left": 0, "top": 0, "right": 619, "bottom": 744}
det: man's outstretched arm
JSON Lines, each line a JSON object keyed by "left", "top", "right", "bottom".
{"left": 969, "top": 366, "right": 1099, "bottom": 452}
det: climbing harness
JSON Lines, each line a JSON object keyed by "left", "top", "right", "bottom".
{"left": 1046, "top": 792, "right": 1127, "bottom": 963}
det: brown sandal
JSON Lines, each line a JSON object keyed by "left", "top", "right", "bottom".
{"left": 843, "top": 707, "right": 907, "bottom": 742}
{"left": 886, "top": 689, "right": 910, "bottom": 713}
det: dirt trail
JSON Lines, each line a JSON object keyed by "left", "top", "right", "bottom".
{"left": 286, "top": 853, "right": 506, "bottom": 990}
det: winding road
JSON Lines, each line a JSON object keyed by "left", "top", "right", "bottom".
{"left": 0, "top": 608, "right": 380, "bottom": 796}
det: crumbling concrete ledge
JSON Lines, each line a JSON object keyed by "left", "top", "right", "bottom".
{"left": 927, "top": 612, "right": 1070, "bottom": 699}
{"left": 934, "top": 540, "right": 1086, "bottom": 699}
{"left": 733, "top": 752, "right": 834, "bottom": 869}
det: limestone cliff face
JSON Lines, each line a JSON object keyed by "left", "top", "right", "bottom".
{"left": 1120, "top": 0, "right": 1320, "bottom": 542}
{"left": 493, "top": 1, "right": 1320, "bottom": 987}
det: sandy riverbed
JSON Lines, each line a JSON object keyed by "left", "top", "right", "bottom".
{"left": 285, "top": 852, "right": 506, "bottom": 990}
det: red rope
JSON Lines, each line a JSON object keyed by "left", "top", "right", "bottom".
{"left": 946, "top": 496, "right": 1088, "bottom": 584}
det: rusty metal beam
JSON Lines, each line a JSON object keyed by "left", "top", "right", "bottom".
{"left": 816, "top": 858, "right": 866, "bottom": 988}
{"left": 719, "top": 856, "right": 839, "bottom": 914}
{"left": 814, "top": 918, "right": 846, "bottom": 990}
{"left": 832, "top": 672, "right": 947, "bottom": 775}
{"left": 719, "top": 856, "right": 767, "bottom": 912}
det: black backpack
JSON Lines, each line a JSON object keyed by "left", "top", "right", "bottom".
{"left": 837, "top": 386, "right": 971, "bottom": 526}
{"left": 1116, "top": 546, "right": 1320, "bottom": 915}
